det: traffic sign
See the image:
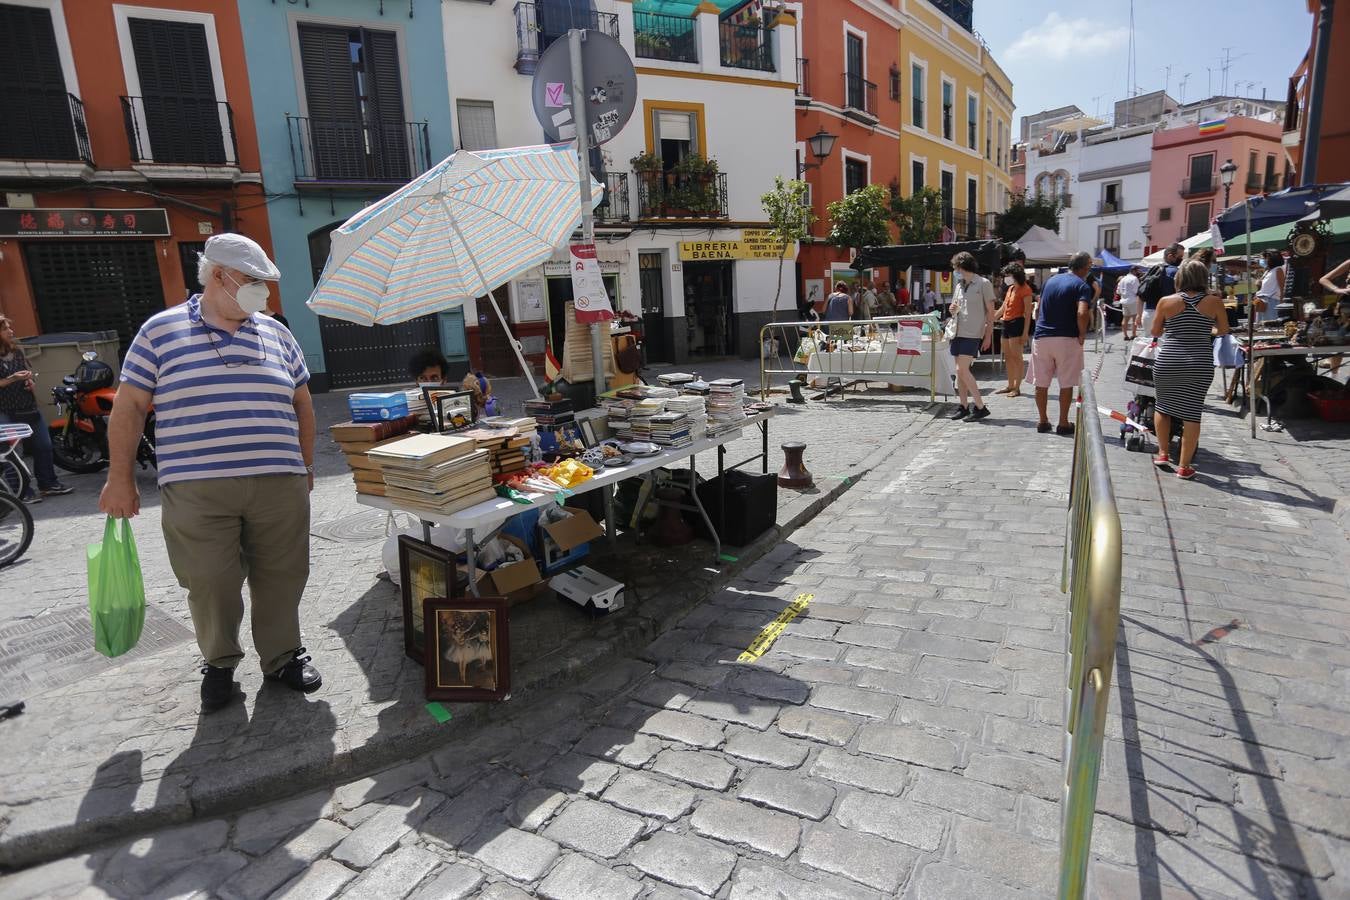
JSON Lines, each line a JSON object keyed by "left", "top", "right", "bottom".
{"left": 530, "top": 30, "right": 636, "bottom": 146}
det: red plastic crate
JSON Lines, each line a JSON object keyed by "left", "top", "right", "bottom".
{"left": 1308, "top": 391, "right": 1350, "bottom": 422}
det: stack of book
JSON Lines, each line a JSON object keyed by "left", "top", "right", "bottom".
{"left": 657, "top": 372, "right": 695, "bottom": 387}
{"left": 707, "top": 378, "right": 746, "bottom": 434}
{"left": 367, "top": 434, "right": 495, "bottom": 514}
{"left": 330, "top": 416, "right": 420, "bottom": 496}
{"left": 523, "top": 398, "right": 574, "bottom": 428}
{"left": 460, "top": 425, "right": 534, "bottom": 479}
{"left": 648, "top": 410, "right": 693, "bottom": 449}
{"left": 602, "top": 398, "right": 637, "bottom": 441}
{"left": 665, "top": 395, "right": 707, "bottom": 439}
{"left": 626, "top": 397, "right": 665, "bottom": 443}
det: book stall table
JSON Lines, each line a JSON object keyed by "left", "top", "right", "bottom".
{"left": 357, "top": 408, "right": 775, "bottom": 595}
{"left": 1236, "top": 339, "right": 1350, "bottom": 436}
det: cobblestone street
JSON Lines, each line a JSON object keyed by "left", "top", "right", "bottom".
{"left": 2, "top": 346, "right": 1348, "bottom": 898}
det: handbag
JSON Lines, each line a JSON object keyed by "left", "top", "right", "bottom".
{"left": 942, "top": 317, "right": 958, "bottom": 342}
{"left": 1125, "top": 338, "right": 1159, "bottom": 388}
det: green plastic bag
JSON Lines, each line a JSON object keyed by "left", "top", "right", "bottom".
{"left": 87, "top": 517, "right": 146, "bottom": 658}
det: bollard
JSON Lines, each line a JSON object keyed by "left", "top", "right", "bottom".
{"left": 777, "top": 442, "right": 814, "bottom": 489}
{"left": 786, "top": 378, "right": 807, "bottom": 404}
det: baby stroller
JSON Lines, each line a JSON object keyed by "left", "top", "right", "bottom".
{"left": 1121, "top": 338, "right": 1158, "bottom": 453}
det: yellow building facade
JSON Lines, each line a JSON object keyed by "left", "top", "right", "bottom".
{"left": 898, "top": 1, "right": 1014, "bottom": 240}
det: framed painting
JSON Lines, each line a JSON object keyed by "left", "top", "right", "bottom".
{"left": 399, "top": 535, "right": 458, "bottom": 665}
{"left": 420, "top": 385, "right": 476, "bottom": 433}
{"left": 424, "top": 596, "right": 511, "bottom": 701}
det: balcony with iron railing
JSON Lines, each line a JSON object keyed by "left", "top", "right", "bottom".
{"left": 121, "top": 96, "right": 238, "bottom": 169}
{"left": 843, "top": 72, "right": 877, "bottom": 122}
{"left": 796, "top": 58, "right": 810, "bottom": 99}
{"left": 1097, "top": 200, "right": 1120, "bottom": 215}
{"left": 719, "top": 21, "right": 774, "bottom": 72}
{"left": 930, "top": 0, "right": 974, "bottom": 32}
{"left": 1247, "top": 172, "right": 1283, "bottom": 193}
{"left": 940, "top": 207, "right": 982, "bottom": 241}
{"left": 635, "top": 170, "right": 729, "bottom": 220}
{"left": 0, "top": 90, "right": 94, "bottom": 169}
{"left": 633, "top": 11, "right": 698, "bottom": 63}
{"left": 595, "top": 172, "right": 630, "bottom": 224}
{"left": 1179, "top": 175, "right": 1218, "bottom": 197}
{"left": 514, "top": 2, "right": 620, "bottom": 74}
{"left": 1059, "top": 192, "right": 1073, "bottom": 209}
{"left": 285, "top": 115, "right": 431, "bottom": 186}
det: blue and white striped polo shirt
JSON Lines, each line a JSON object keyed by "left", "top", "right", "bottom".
{"left": 121, "top": 296, "right": 310, "bottom": 485}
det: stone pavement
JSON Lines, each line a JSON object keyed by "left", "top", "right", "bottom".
{"left": 4, "top": 341, "right": 1348, "bottom": 898}
{"left": 0, "top": 359, "right": 938, "bottom": 870}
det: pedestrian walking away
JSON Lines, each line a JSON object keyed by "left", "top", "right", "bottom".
{"left": 996, "top": 262, "right": 1033, "bottom": 397}
{"left": 1139, "top": 242, "right": 1183, "bottom": 335}
{"left": 98, "top": 232, "right": 322, "bottom": 713}
{"left": 948, "top": 252, "right": 996, "bottom": 422}
{"left": 1150, "top": 259, "right": 1229, "bottom": 479}
{"left": 0, "top": 315, "right": 73, "bottom": 503}
{"left": 1118, "top": 266, "right": 1141, "bottom": 340}
{"left": 1031, "top": 251, "right": 1094, "bottom": 435}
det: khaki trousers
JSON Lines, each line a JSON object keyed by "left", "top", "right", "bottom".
{"left": 161, "top": 474, "right": 310, "bottom": 673}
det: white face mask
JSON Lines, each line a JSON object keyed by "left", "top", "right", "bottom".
{"left": 225, "top": 272, "right": 270, "bottom": 315}
{"left": 1004, "top": 276, "right": 1014, "bottom": 286}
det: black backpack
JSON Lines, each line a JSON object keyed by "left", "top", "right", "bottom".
{"left": 1138, "top": 264, "right": 1169, "bottom": 305}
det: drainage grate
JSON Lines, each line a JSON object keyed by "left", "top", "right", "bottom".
{"left": 311, "top": 510, "right": 401, "bottom": 544}
{"left": 0, "top": 605, "right": 195, "bottom": 695}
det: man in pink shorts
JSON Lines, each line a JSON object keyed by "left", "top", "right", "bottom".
{"left": 1030, "top": 252, "right": 1093, "bottom": 435}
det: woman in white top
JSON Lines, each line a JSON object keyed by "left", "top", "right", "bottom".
{"left": 1253, "top": 250, "right": 1286, "bottom": 325}
{"left": 947, "top": 251, "right": 997, "bottom": 422}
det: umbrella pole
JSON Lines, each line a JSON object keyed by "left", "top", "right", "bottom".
{"left": 570, "top": 28, "right": 607, "bottom": 398}
{"left": 1246, "top": 199, "right": 1255, "bottom": 438}
{"left": 443, "top": 204, "right": 542, "bottom": 399}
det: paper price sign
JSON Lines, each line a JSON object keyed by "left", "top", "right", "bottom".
{"left": 896, "top": 321, "right": 923, "bottom": 356}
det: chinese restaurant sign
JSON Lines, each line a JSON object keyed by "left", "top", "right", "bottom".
{"left": 0, "top": 208, "right": 171, "bottom": 238}
{"left": 678, "top": 229, "right": 798, "bottom": 262}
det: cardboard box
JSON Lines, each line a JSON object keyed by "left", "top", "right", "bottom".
{"left": 464, "top": 533, "right": 543, "bottom": 606}
{"left": 551, "top": 565, "right": 625, "bottom": 612}
{"left": 540, "top": 508, "right": 604, "bottom": 574}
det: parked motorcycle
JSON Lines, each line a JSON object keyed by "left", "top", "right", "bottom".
{"left": 48, "top": 351, "right": 156, "bottom": 474}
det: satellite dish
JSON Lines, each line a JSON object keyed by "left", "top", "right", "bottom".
{"left": 530, "top": 30, "right": 637, "bottom": 146}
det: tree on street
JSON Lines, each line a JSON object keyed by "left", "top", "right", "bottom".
{"left": 761, "top": 176, "right": 815, "bottom": 321}
{"left": 826, "top": 183, "right": 891, "bottom": 266}
{"left": 994, "top": 190, "right": 1063, "bottom": 241}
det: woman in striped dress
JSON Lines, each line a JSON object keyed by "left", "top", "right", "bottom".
{"left": 1150, "top": 259, "right": 1229, "bottom": 479}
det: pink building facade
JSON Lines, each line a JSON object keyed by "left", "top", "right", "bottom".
{"left": 1148, "top": 118, "right": 1285, "bottom": 250}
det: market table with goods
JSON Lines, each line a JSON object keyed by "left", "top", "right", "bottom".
{"left": 327, "top": 377, "right": 776, "bottom": 702}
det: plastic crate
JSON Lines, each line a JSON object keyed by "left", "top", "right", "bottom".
{"left": 1308, "top": 391, "right": 1350, "bottom": 422}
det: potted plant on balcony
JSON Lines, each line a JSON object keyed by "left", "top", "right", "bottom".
{"left": 630, "top": 152, "right": 665, "bottom": 216}
{"left": 634, "top": 31, "right": 671, "bottom": 58}
{"left": 674, "top": 153, "right": 719, "bottom": 217}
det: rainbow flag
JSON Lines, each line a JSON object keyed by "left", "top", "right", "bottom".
{"left": 1198, "top": 119, "right": 1227, "bottom": 136}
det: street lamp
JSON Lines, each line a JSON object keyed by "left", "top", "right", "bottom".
{"left": 1220, "top": 158, "right": 1238, "bottom": 209}
{"left": 798, "top": 128, "right": 838, "bottom": 174}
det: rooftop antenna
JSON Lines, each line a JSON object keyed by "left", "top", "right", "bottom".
{"left": 1179, "top": 72, "right": 1191, "bottom": 103}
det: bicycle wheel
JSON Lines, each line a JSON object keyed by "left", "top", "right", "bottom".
{"left": 0, "top": 452, "right": 32, "bottom": 500}
{"left": 0, "top": 491, "right": 34, "bottom": 567}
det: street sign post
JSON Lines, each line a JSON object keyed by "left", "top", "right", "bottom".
{"left": 532, "top": 29, "right": 637, "bottom": 394}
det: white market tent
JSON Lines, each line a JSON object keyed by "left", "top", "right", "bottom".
{"left": 1012, "top": 225, "right": 1078, "bottom": 266}
{"left": 1140, "top": 230, "right": 1209, "bottom": 266}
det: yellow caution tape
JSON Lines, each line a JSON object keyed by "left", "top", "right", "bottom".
{"left": 737, "top": 593, "right": 814, "bottom": 662}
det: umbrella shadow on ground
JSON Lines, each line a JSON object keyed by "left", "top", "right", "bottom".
{"left": 77, "top": 680, "right": 339, "bottom": 898}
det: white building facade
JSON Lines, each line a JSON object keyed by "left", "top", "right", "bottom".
{"left": 442, "top": 1, "right": 798, "bottom": 371}
{"left": 1075, "top": 125, "right": 1155, "bottom": 262}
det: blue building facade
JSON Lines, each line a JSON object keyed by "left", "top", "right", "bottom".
{"left": 237, "top": 0, "right": 466, "bottom": 391}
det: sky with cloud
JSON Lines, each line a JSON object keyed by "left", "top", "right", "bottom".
{"left": 975, "top": 0, "right": 1313, "bottom": 135}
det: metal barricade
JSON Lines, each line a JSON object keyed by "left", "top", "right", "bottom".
{"left": 757, "top": 314, "right": 947, "bottom": 401}
{"left": 1058, "top": 374, "right": 1123, "bottom": 898}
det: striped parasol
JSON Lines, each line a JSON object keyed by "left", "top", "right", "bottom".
{"left": 307, "top": 143, "right": 603, "bottom": 393}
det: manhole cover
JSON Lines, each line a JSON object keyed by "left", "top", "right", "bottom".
{"left": 0, "top": 605, "right": 195, "bottom": 695}
{"left": 311, "top": 510, "right": 401, "bottom": 544}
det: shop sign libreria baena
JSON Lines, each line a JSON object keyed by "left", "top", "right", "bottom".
{"left": 678, "top": 229, "right": 797, "bottom": 262}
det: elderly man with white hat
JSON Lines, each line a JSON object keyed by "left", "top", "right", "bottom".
{"left": 100, "top": 233, "right": 321, "bottom": 712}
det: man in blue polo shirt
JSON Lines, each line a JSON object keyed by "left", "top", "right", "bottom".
{"left": 100, "top": 233, "right": 320, "bottom": 712}
{"left": 1030, "top": 251, "right": 1094, "bottom": 435}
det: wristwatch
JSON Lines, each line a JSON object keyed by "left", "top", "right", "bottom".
{"left": 305, "top": 465, "right": 315, "bottom": 474}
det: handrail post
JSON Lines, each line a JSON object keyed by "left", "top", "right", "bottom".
{"left": 1057, "top": 373, "right": 1122, "bottom": 899}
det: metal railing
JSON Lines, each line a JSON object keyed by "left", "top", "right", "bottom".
{"left": 1058, "top": 373, "right": 1123, "bottom": 899}
{"left": 121, "top": 96, "right": 238, "bottom": 166}
{"left": 1060, "top": 192, "right": 1074, "bottom": 209}
{"left": 757, "top": 315, "right": 947, "bottom": 402}
{"left": 796, "top": 58, "right": 810, "bottom": 96}
{"left": 0, "top": 91, "right": 94, "bottom": 166}
{"left": 1097, "top": 200, "right": 1119, "bottom": 215}
{"left": 633, "top": 11, "right": 698, "bottom": 62}
{"left": 595, "top": 172, "right": 629, "bottom": 223}
{"left": 1244, "top": 171, "right": 1263, "bottom": 191}
{"left": 1179, "top": 175, "right": 1218, "bottom": 197}
{"left": 844, "top": 73, "right": 877, "bottom": 118}
{"left": 634, "top": 170, "right": 729, "bottom": 219}
{"left": 720, "top": 21, "right": 774, "bottom": 72}
{"left": 514, "top": 2, "right": 619, "bottom": 73}
{"left": 285, "top": 115, "right": 431, "bottom": 184}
